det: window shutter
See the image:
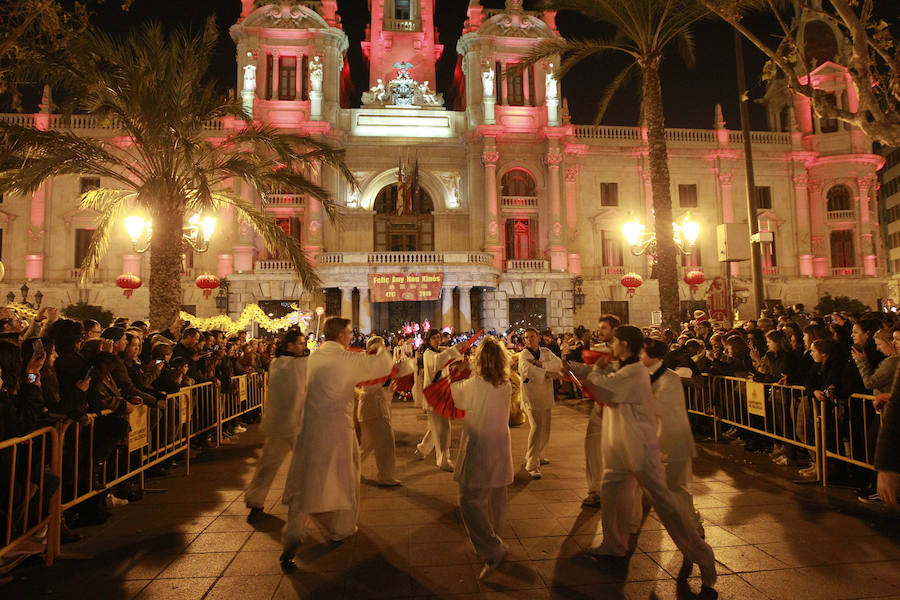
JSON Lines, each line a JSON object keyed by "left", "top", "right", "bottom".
{"left": 505, "top": 219, "right": 515, "bottom": 259}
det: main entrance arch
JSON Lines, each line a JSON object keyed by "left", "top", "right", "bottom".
{"left": 373, "top": 183, "right": 435, "bottom": 251}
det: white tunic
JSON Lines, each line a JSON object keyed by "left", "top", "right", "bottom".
{"left": 282, "top": 341, "right": 393, "bottom": 511}
{"left": 451, "top": 376, "right": 514, "bottom": 488}
{"left": 648, "top": 364, "right": 696, "bottom": 463}
{"left": 260, "top": 354, "right": 309, "bottom": 439}
{"left": 519, "top": 347, "right": 562, "bottom": 411}
{"left": 357, "top": 383, "right": 391, "bottom": 422}
{"left": 586, "top": 361, "right": 659, "bottom": 472}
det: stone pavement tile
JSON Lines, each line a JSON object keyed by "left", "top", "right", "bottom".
{"left": 157, "top": 551, "right": 236, "bottom": 578}
{"left": 128, "top": 500, "right": 233, "bottom": 516}
{"left": 205, "top": 514, "right": 259, "bottom": 532}
{"left": 224, "top": 550, "right": 286, "bottom": 575}
{"left": 755, "top": 536, "right": 900, "bottom": 567}
{"left": 342, "top": 564, "right": 415, "bottom": 598}
{"left": 477, "top": 559, "right": 547, "bottom": 591}
{"left": 293, "top": 539, "right": 357, "bottom": 571}
{"left": 507, "top": 490, "right": 544, "bottom": 505}
{"left": 509, "top": 518, "right": 570, "bottom": 539}
{"left": 554, "top": 513, "right": 604, "bottom": 536}
{"left": 134, "top": 577, "right": 217, "bottom": 600}
{"left": 519, "top": 535, "right": 584, "bottom": 560}
{"left": 636, "top": 526, "right": 744, "bottom": 552}
{"left": 410, "top": 563, "right": 481, "bottom": 596}
{"left": 708, "top": 491, "right": 794, "bottom": 507}
{"left": 507, "top": 502, "right": 554, "bottom": 520}
{"left": 479, "top": 589, "right": 551, "bottom": 600}
{"left": 532, "top": 555, "right": 619, "bottom": 587}
{"left": 112, "top": 551, "right": 182, "bottom": 580}
{"left": 740, "top": 561, "right": 900, "bottom": 600}
{"left": 698, "top": 506, "right": 789, "bottom": 526}
{"left": 273, "top": 570, "right": 346, "bottom": 600}
{"left": 644, "top": 549, "right": 734, "bottom": 578}
{"left": 690, "top": 494, "right": 731, "bottom": 509}
{"left": 361, "top": 496, "right": 422, "bottom": 512}
{"left": 542, "top": 501, "right": 586, "bottom": 518}
{"left": 410, "top": 540, "right": 479, "bottom": 566}
{"left": 570, "top": 574, "right": 768, "bottom": 600}
{"left": 183, "top": 531, "right": 251, "bottom": 552}
{"left": 204, "top": 574, "right": 283, "bottom": 600}
{"left": 242, "top": 530, "right": 284, "bottom": 551}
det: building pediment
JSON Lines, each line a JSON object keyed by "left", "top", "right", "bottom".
{"left": 478, "top": 1, "right": 557, "bottom": 39}
{"left": 243, "top": 3, "right": 329, "bottom": 30}
{"left": 60, "top": 207, "right": 100, "bottom": 232}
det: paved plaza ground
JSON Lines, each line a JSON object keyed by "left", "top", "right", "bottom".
{"left": 5, "top": 398, "right": 900, "bottom": 600}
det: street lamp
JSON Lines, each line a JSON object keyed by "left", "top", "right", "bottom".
{"left": 315, "top": 305, "right": 325, "bottom": 339}
{"left": 622, "top": 213, "right": 700, "bottom": 256}
{"left": 125, "top": 213, "right": 217, "bottom": 254}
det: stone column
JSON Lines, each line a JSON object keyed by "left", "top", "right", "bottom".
{"left": 122, "top": 254, "right": 141, "bottom": 276}
{"left": 716, "top": 169, "right": 735, "bottom": 223}
{"left": 358, "top": 287, "right": 372, "bottom": 333}
{"left": 304, "top": 160, "right": 324, "bottom": 262}
{"left": 233, "top": 181, "right": 258, "bottom": 273}
{"left": 458, "top": 286, "right": 472, "bottom": 332}
{"left": 441, "top": 286, "right": 454, "bottom": 330}
{"left": 272, "top": 52, "right": 280, "bottom": 99}
{"left": 341, "top": 287, "right": 353, "bottom": 320}
{"left": 564, "top": 167, "right": 580, "bottom": 275}
{"left": 808, "top": 180, "right": 828, "bottom": 278}
{"left": 792, "top": 174, "right": 813, "bottom": 276}
{"left": 545, "top": 148, "right": 566, "bottom": 271}
{"left": 217, "top": 253, "right": 234, "bottom": 278}
{"left": 482, "top": 143, "right": 502, "bottom": 268}
{"left": 858, "top": 177, "right": 876, "bottom": 276}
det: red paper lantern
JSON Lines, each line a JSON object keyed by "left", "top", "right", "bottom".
{"left": 116, "top": 272, "right": 142, "bottom": 298}
{"left": 620, "top": 272, "right": 643, "bottom": 298}
{"left": 683, "top": 269, "right": 706, "bottom": 293}
{"left": 195, "top": 273, "right": 220, "bottom": 298}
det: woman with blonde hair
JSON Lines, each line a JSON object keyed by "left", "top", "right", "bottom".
{"left": 450, "top": 336, "right": 514, "bottom": 580}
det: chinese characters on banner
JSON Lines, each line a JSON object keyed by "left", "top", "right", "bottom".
{"left": 369, "top": 272, "right": 444, "bottom": 302}
{"left": 705, "top": 276, "right": 729, "bottom": 322}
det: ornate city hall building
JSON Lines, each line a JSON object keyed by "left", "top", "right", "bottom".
{"left": 0, "top": 0, "right": 891, "bottom": 332}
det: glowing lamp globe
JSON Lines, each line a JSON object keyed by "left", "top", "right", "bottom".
{"left": 116, "top": 272, "right": 142, "bottom": 298}
{"left": 683, "top": 269, "right": 706, "bottom": 292}
{"left": 620, "top": 272, "right": 643, "bottom": 298}
{"left": 195, "top": 273, "right": 220, "bottom": 298}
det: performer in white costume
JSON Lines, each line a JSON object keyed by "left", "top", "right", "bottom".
{"left": 578, "top": 325, "right": 716, "bottom": 590}
{"left": 245, "top": 328, "right": 308, "bottom": 522}
{"left": 632, "top": 338, "right": 703, "bottom": 535}
{"left": 414, "top": 329, "right": 467, "bottom": 471}
{"left": 519, "top": 327, "right": 562, "bottom": 479}
{"left": 565, "top": 313, "right": 620, "bottom": 507}
{"left": 451, "top": 336, "right": 514, "bottom": 580}
{"left": 280, "top": 318, "right": 393, "bottom": 572}
{"left": 357, "top": 336, "right": 400, "bottom": 486}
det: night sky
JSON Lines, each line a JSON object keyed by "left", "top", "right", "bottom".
{"left": 34, "top": 1, "right": 900, "bottom": 131}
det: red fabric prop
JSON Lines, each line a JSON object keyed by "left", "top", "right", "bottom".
{"left": 580, "top": 348, "right": 611, "bottom": 365}
{"left": 566, "top": 370, "right": 605, "bottom": 412}
{"left": 448, "top": 360, "right": 471, "bottom": 382}
{"left": 461, "top": 329, "right": 484, "bottom": 353}
{"left": 424, "top": 377, "right": 465, "bottom": 420}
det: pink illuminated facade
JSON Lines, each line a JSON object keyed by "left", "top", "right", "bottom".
{"left": 0, "top": 0, "right": 890, "bottom": 330}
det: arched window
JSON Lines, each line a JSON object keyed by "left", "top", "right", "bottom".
{"left": 374, "top": 183, "right": 433, "bottom": 215}
{"left": 501, "top": 169, "right": 536, "bottom": 197}
{"left": 826, "top": 185, "right": 852, "bottom": 212}
{"left": 803, "top": 21, "right": 838, "bottom": 68}
{"left": 373, "top": 183, "right": 434, "bottom": 251}
{"left": 779, "top": 106, "right": 791, "bottom": 132}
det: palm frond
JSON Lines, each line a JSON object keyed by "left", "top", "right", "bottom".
{"left": 593, "top": 63, "right": 639, "bottom": 125}
{"left": 77, "top": 188, "right": 132, "bottom": 285}
{"left": 209, "top": 191, "right": 322, "bottom": 291}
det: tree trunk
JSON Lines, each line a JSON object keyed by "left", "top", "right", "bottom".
{"left": 640, "top": 56, "right": 681, "bottom": 331}
{"left": 148, "top": 201, "right": 185, "bottom": 330}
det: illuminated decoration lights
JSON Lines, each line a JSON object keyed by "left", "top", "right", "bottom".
{"left": 621, "top": 272, "right": 643, "bottom": 298}
{"left": 181, "top": 303, "right": 311, "bottom": 335}
{"left": 6, "top": 302, "right": 37, "bottom": 319}
{"left": 622, "top": 213, "right": 700, "bottom": 257}
{"left": 125, "top": 213, "right": 217, "bottom": 254}
{"left": 195, "top": 273, "right": 221, "bottom": 298}
{"left": 116, "top": 272, "right": 142, "bottom": 298}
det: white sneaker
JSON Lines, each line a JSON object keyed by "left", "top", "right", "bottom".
{"left": 539, "top": 458, "right": 550, "bottom": 465}
{"left": 106, "top": 495, "right": 128, "bottom": 508}
{"left": 413, "top": 448, "right": 425, "bottom": 460}
{"left": 527, "top": 469, "right": 542, "bottom": 479}
{"left": 581, "top": 492, "right": 602, "bottom": 507}
{"left": 799, "top": 464, "right": 818, "bottom": 478}
{"left": 233, "top": 424, "right": 248, "bottom": 433}
{"left": 439, "top": 461, "right": 455, "bottom": 472}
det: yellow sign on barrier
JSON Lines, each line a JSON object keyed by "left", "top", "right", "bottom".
{"left": 180, "top": 391, "right": 190, "bottom": 425}
{"left": 239, "top": 377, "right": 248, "bottom": 403}
{"left": 747, "top": 381, "right": 767, "bottom": 417}
{"left": 128, "top": 404, "right": 149, "bottom": 451}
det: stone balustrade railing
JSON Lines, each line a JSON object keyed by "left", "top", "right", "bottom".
{"left": 506, "top": 259, "right": 549, "bottom": 271}
{"left": 826, "top": 209, "right": 855, "bottom": 221}
{"left": 265, "top": 194, "right": 305, "bottom": 207}
{"left": 500, "top": 196, "right": 539, "bottom": 208}
{"left": 383, "top": 18, "right": 420, "bottom": 32}
{"left": 1, "top": 113, "right": 225, "bottom": 132}
{"left": 314, "top": 251, "right": 495, "bottom": 267}
{"left": 572, "top": 125, "right": 791, "bottom": 146}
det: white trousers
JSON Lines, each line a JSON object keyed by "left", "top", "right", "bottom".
{"left": 598, "top": 455, "right": 714, "bottom": 570}
{"left": 524, "top": 406, "right": 551, "bottom": 472}
{"left": 417, "top": 410, "right": 452, "bottom": 467}
{"left": 631, "top": 458, "right": 702, "bottom": 533}
{"left": 584, "top": 411, "right": 604, "bottom": 494}
{"left": 282, "top": 496, "right": 359, "bottom": 551}
{"left": 245, "top": 435, "right": 294, "bottom": 509}
{"left": 458, "top": 485, "right": 508, "bottom": 563}
{"left": 360, "top": 416, "right": 397, "bottom": 481}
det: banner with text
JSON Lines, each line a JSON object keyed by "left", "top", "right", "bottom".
{"left": 369, "top": 272, "right": 443, "bottom": 302}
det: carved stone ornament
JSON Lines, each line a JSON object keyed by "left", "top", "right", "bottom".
{"left": 243, "top": 4, "right": 329, "bottom": 29}
{"left": 544, "top": 153, "right": 563, "bottom": 166}
{"left": 477, "top": 0, "right": 554, "bottom": 39}
{"left": 792, "top": 174, "right": 808, "bottom": 188}
{"left": 565, "top": 168, "right": 577, "bottom": 183}
{"left": 716, "top": 171, "right": 734, "bottom": 186}
{"left": 435, "top": 172, "right": 462, "bottom": 209}
{"left": 309, "top": 56, "right": 323, "bottom": 93}
{"left": 482, "top": 151, "right": 499, "bottom": 165}
{"left": 361, "top": 62, "right": 443, "bottom": 108}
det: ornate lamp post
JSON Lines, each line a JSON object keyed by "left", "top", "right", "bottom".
{"left": 125, "top": 213, "right": 218, "bottom": 254}
{"left": 621, "top": 213, "right": 700, "bottom": 257}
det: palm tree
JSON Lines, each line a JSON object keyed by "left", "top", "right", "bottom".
{"left": 0, "top": 19, "right": 352, "bottom": 329}
{"left": 521, "top": 0, "right": 707, "bottom": 329}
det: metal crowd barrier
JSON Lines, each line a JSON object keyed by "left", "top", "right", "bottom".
{"left": 819, "top": 392, "right": 878, "bottom": 485}
{"left": 1, "top": 372, "right": 268, "bottom": 568}
{"left": 0, "top": 426, "right": 59, "bottom": 567}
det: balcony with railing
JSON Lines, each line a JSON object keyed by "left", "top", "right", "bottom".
{"left": 826, "top": 209, "right": 856, "bottom": 222}
{"left": 383, "top": 18, "right": 420, "bottom": 32}
{"left": 1, "top": 113, "right": 225, "bottom": 132}
{"left": 255, "top": 260, "right": 295, "bottom": 272}
{"left": 830, "top": 266, "right": 862, "bottom": 277}
{"left": 313, "top": 252, "right": 496, "bottom": 268}
{"left": 598, "top": 265, "right": 627, "bottom": 277}
{"left": 505, "top": 259, "right": 549, "bottom": 271}
{"left": 500, "top": 196, "right": 539, "bottom": 209}
{"left": 571, "top": 125, "right": 791, "bottom": 147}
{"left": 265, "top": 194, "right": 306, "bottom": 207}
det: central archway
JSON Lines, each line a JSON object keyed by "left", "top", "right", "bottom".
{"left": 373, "top": 183, "right": 435, "bottom": 251}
